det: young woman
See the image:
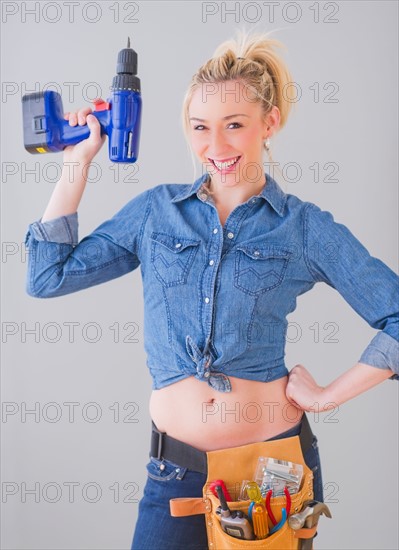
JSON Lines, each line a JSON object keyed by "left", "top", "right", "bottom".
{"left": 25, "top": 30, "right": 398, "bottom": 550}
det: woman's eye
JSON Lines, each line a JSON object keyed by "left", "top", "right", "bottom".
{"left": 193, "top": 122, "right": 242, "bottom": 131}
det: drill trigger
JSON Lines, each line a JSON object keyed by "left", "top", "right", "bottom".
{"left": 92, "top": 99, "right": 111, "bottom": 111}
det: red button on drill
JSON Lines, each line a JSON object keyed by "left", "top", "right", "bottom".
{"left": 92, "top": 99, "right": 111, "bottom": 111}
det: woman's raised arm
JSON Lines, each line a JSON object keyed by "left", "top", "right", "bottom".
{"left": 24, "top": 100, "right": 151, "bottom": 299}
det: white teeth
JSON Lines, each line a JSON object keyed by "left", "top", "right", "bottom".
{"left": 213, "top": 156, "right": 240, "bottom": 170}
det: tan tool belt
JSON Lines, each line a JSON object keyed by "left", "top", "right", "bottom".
{"left": 170, "top": 433, "right": 323, "bottom": 549}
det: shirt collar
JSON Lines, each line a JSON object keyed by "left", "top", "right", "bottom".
{"left": 171, "top": 172, "right": 288, "bottom": 217}
{"left": 170, "top": 173, "right": 209, "bottom": 203}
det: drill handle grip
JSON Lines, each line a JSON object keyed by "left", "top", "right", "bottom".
{"left": 61, "top": 111, "right": 109, "bottom": 146}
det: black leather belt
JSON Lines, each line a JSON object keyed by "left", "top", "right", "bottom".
{"left": 150, "top": 413, "right": 314, "bottom": 474}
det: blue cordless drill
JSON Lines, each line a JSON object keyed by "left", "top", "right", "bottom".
{"left": 22, "top": 38, "right": 142, "bottom": 163}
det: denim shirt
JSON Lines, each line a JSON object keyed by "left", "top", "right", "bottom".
{"left": 24, "top": 172, "right": 399, "bottom": 391}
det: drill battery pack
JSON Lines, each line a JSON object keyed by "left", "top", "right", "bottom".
{"left": 22, "top": 91, "right": 62, "bottom": 154}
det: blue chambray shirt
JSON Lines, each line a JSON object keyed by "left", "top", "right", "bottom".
{"left": 24, "top": 172, "right": 399, "bottom": 391}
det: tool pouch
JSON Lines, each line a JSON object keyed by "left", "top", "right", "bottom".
{"left": 170, "top": 433, "right": 320, "bottom": 549}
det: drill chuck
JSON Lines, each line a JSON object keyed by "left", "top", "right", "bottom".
{"left": 112, "top": 37, "right": 141, "bottom": 92}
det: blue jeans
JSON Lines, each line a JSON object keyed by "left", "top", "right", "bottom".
{"left": 131, "top": 420, "right": 324, "bottom": 550}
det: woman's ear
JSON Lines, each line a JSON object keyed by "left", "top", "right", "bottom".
{"left": 263, "top": 105, "right": 281, "bottom": 138}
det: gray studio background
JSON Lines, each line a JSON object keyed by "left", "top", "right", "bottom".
{"left": 1, "top": 1, "right": 398, "bottom": 549}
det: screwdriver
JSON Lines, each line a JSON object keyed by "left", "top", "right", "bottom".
{"left": 246, "top": 481, "right": 269, "bottom": 539}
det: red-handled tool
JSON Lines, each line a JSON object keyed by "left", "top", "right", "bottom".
{"left": 209, "top": 479, "right": 233, "bottom": 502}
{"left": 265, "top": 486, "right": 291, "bottom": 525}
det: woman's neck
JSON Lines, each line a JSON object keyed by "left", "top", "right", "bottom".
{"left": 205, "top": 174, "right": 266, "bottom": 209}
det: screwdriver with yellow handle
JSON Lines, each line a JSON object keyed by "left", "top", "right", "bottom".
{"left": 246, "top": 481, "right": 269, "bottom": 539}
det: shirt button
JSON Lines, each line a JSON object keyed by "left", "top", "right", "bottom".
{"left": 204, "top": 297, "right": 210, "bottom": 303}
{"left": 213, "top": 228, "right": 218, "bottom": 234}
{"left": 209, "top": 260, "right": 214, "bottom": 266}
{"left": 227, "top": 232, "right": 234, "bottom": 239}
{"left": 199, "top": 193, "right": 207, "bottom": 200}
{"left": 204, "top": 371, "right": 210, "bottom": 378}
{"left": 254, "top": 250, "right": 260, "bottom": 256}
{"left": 175, "top": 243, "right": 182, "bottom": 248}
{"left": 251, "top": 198, "right": 257, "bottom": 203}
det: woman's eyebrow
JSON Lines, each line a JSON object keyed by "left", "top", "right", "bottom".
{"left": 189, "top": 114, "right": 250, "bottom": 122}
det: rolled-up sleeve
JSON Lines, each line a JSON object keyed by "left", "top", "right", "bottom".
{"left": 25, "top": 212, "right": 79, "bottom": 246}
{"left": 24, "top": 188, "right": 152, "bottom": 298}
{"left": 304, "top": 203, "right": 399, "bottom": 380}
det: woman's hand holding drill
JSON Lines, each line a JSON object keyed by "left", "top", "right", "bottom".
{"left": 63, "top": 98, "right": 107, "bottom": 164}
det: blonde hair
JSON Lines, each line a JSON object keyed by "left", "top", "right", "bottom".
{"left": 181, "top": 28, "right": 296, "bottom": 187}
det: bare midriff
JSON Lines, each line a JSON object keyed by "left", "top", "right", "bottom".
{"left": 149, "top": 375, "right": 304, "bottom": 452}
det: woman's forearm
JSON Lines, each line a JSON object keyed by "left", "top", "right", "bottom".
{"left": 41, "top": 110, "right": 106, "bottom": 223}
{"left": 41, "top": 157, "right": 90, "bottom": 222}
{"left": 286, "top": 362, "right": 395, "bottom": 413}
{"left": 323, "top": 362, "right": 395, "bottom": 408}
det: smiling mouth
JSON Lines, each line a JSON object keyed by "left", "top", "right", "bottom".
{"left": 208, "top": 156, "right": 241, "bottom": 171}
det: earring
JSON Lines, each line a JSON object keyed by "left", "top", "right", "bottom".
{"left": 264, "top": 137, "right": 270, "bottom": 151}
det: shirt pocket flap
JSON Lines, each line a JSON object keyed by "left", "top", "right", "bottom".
{"left": 234, "top": 244, "right": 292, "bottom": 295}
{"left": 150, "top": 232, "right": 201, "bottom": 287}
{"left": 236, "top": 244, "right": 292, "bottom": 260}
{"left": 150, "top": 232, "right": 201, "bottom": 253}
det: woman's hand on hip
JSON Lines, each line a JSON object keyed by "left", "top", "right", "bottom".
{"left": 285, "top": 364, "right": 336, "bottom": 413}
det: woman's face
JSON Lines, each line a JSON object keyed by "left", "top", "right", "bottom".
{"left": 188, "top": 79, "right": 278, "bottom": 191}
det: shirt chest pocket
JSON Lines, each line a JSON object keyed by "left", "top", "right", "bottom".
{"left": 150, "top": 232, "right": 201, "bottom": 287}
{"left": 234, "top": 244, "right": 292, "bottom": 295}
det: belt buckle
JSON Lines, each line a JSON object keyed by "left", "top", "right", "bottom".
{"left": 152, "top": 425, "right": 165, "bottom": 460}
{"left": 156, "top": 430, "right": 164, "bottom": 460}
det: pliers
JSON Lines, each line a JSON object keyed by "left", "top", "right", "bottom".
{"left": 266, "top": 486, "right": 291, "bottom": 533}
